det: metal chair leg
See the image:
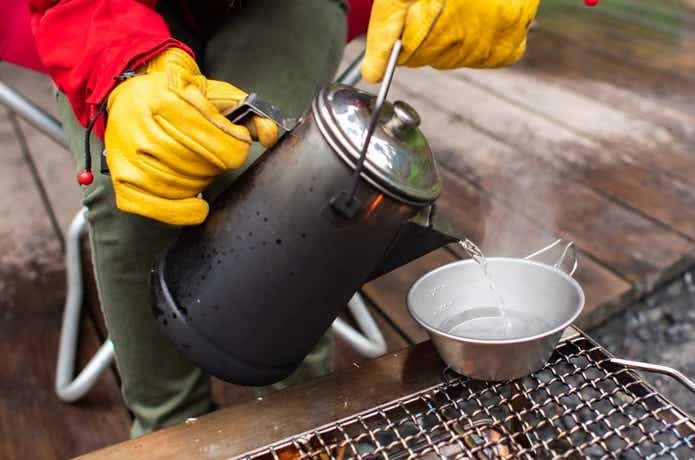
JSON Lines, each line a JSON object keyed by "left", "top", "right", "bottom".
{"left": 332, "top": 292, "right": 387, "bottom": 358}
{"left": 55, "top": 208, "right": 115, "bottom": 402}
{"left": 0, "top": 80, "right": 66, "bottom": 147}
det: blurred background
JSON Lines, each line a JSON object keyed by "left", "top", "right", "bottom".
{"left": 1, "top": 0, "right": 695, "bottom": 457}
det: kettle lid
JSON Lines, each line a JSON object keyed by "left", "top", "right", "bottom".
{"left": 313, "top": 84, "right": 442, "bottom": 205}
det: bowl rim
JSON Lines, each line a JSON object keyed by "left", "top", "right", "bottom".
{"left": 406, "top": 257, "right": 585, "bottom": 345}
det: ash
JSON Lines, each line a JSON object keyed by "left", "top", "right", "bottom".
{"left": 589, "top": 269, "right": 695, "bottom": 415}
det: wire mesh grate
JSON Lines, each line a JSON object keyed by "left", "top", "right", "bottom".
{"left": 237, "top": 336, "right": 695, "bottom": 460}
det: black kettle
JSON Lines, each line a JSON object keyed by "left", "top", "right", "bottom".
{"left": 151, "top": 43, "right": 461, "bottom": 385}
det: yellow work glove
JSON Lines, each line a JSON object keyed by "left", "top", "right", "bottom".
{"left": 362, "top": 0, "right": 541, "bottom": 82}
{"left": 105, "top": 48, "right": 279, "bottom": 226}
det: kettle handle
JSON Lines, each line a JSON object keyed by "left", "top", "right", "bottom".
{"left": 329, "top": 40, "right": 402, "bottom": 218}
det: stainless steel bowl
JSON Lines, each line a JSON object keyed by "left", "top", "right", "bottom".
{"left": 407, "top": 240, "right": 585, "bottom": 381}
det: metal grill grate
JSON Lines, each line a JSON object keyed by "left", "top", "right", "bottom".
{"left": 237, "top": 335, "right": 695, "bottom": 460}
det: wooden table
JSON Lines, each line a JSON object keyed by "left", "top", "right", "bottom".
{"left": 77, "top": 342, "right": 446, "bottom": 460}
{"left": 4, "top": 1, "right": 695, "bottom": 457}
{"left": 79, "top": 329, "right": 582, "bottom": 460}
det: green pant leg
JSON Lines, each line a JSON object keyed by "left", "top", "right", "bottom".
{"left": 203, "top": 0, "right": 347, "bottom": 390}
{"left": 56, "top": 94, "right": 213, "bottom": 438}
{"left": 203, "top": 0, "right": 348, "bottom": 192}
{"left": 204, "top": 0, "right": 347, "bottom": 118}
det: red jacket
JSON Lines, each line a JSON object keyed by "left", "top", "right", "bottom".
{"left": 1, "top": 0, "right": 45, "bottom": 72}
{"left": 25, "top": 0, "right": 373, "bottom": 137}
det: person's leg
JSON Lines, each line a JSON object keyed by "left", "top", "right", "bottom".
{"left": 203, "top": 0, "right": 348, "bottom": 389}
{"left": 52, "top": 4, "right": 218, "bottom": 437}
{"left": 54, "top": 0, "right": 346, "bottom": 437}
{"left": 56, "top": 94, "right": 213, "bottom": 438}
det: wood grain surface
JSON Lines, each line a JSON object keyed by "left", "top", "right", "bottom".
{"left": 3, "top": 1, "right": 695, "bottom": 457}
{"left": 77, "top": 342, "right": 448, "bottom": 460}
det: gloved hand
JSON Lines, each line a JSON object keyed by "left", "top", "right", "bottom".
{"left": 362, "top": 0, "right": 540, "bottom": 83}
{"left": 105, "top": 47, "right": 279, "bottom": 226}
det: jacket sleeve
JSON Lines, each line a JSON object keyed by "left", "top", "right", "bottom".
{"left": 30, "top": 0, "right": 193, "bottom": 133}
{"left": 347, "top": 0, "right": 373, "bottom": 41}
{"left": 1, "top": 0, "right": 46, "bottom": 72}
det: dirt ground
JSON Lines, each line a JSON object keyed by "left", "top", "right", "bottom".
{"left": 589, "top": 270, "right": 695, "bottom": 416}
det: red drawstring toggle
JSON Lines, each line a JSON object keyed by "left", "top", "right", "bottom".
{"left": 77, "top": 169, "right": 94, "bottom": 186}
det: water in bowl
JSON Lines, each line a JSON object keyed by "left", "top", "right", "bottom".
{"left": 439, "top": 306, "right": 553, "bottom": 341}
{"left": 458, "top": 239, "right": 511, "bottom": 333}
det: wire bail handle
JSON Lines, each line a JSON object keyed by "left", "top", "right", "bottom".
{"left": 329, "top": 40, "right": 402, "bottom": 218}
{"left": 525, "top": 239, "right": 578, "bottom": 277}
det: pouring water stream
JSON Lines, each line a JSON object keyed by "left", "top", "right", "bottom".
{"left": 457, "top": 239, "right": 513, "bottom": 337}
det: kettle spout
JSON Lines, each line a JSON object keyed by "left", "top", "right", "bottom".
{"left": 366, "top": 205, "right": 464, "bottom": 282}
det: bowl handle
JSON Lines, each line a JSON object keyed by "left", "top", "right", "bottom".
{"left": 524, "top": 239, "right": 578, "bottom": 277}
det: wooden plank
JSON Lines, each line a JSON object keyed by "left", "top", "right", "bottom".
{"left": 347, "top": 72, "right": 638, "bottom": 330}
{"left": 0, "top": 64, "right": 82, "bottom": 233}
{"left": 78, "top": 341, "right": 447, "bottom": 460}
{"left": 392, "top": 66, "right": 695, "bottom": 243}
{"left": 1, "top": 305, "right": 130, "bottom": 460}
{"left": 550, "top": 0, "right": 695, "bottom": 40}
{"left": 387, "top": 77, "right": 694, "bottom": 289}
{"left": 537, "top": 0, "right": 695, "bottom": 78}
{"left": 589, "top": 0, "right": 695, "bottom": 30}
{"left": 451, "top": 66, "right": 695, "bottom": 187}
{"left": 520, "top": 28, "right": 695, "bottom": 133}
{"left": 0, "top": 103, "right": 130, "bottom": 458}
{"left": 0, "top": 108, "right": 62, "bottom": 280}
{"left": 430, "top": 102, "right": 693, "bottom": 290}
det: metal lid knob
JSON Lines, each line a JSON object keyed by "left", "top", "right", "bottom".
{"left": 384, "top": 100, "right": 421, "bottom": 136}
{"left": 314, "top": 85, "right": 442, "bottom": 205}
{"left": 394, "top": 101, "right": 421, "bottom": 128}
